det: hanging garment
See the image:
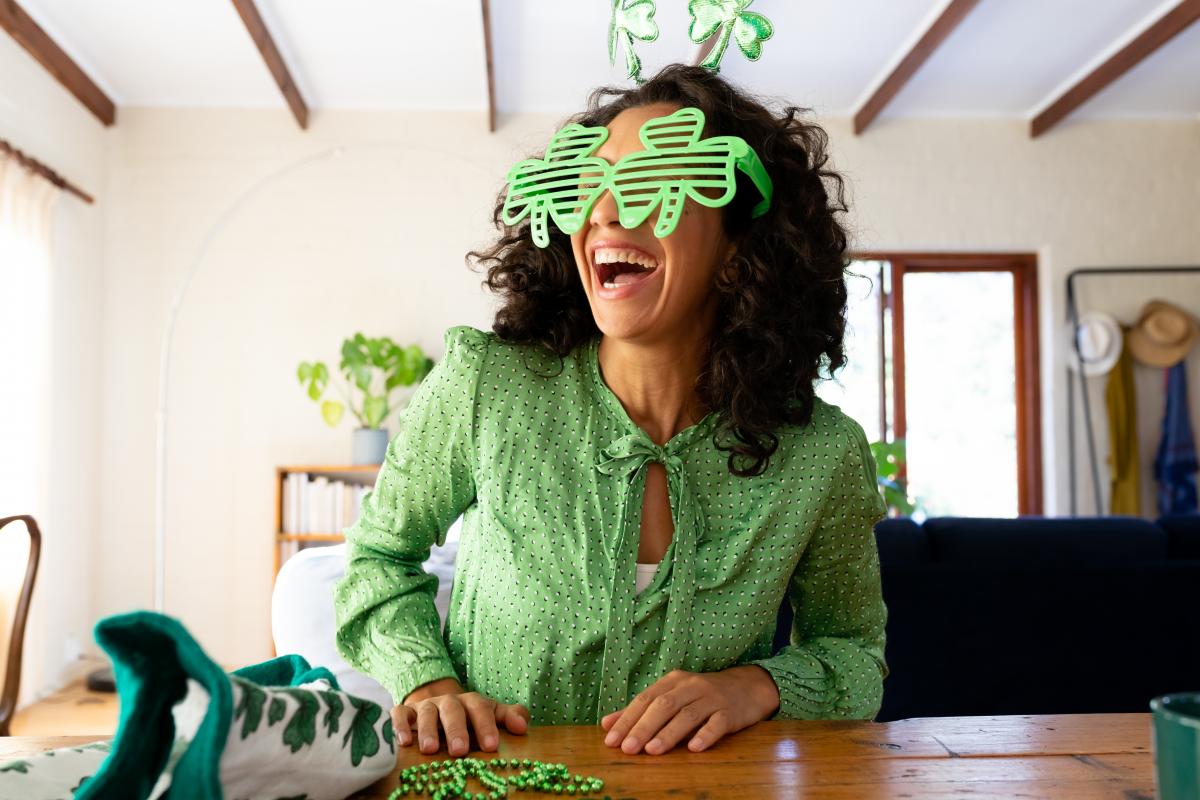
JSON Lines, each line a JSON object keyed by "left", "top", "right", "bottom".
{"left": 0, "top": 611, "right": 395, "bottom": 800}
{"left": 1105, "top": 325, "right": 1142, "bottom": 515}
{"left": 1153, "top": 361, "right": 1199, "bottom": 515}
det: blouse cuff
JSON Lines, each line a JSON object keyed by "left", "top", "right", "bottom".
{"left": 747, "top": 650, "right": 841, "bottom": 720}
{"left": 385, "top": 658, "right": 462, "bottom": 707}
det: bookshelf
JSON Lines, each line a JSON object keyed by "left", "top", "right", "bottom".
{"left": 273, "top": 464, "right": 380, "bottom": 578}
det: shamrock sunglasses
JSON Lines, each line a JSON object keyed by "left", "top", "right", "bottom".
{"left": 502, "top": 107, "right": 773, "bottom": 247}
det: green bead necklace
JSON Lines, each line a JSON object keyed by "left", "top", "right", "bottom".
{"left": 388, "top": 757, "right": 605, "bottom": 799}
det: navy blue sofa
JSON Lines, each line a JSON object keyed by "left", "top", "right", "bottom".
{"left": 866, "top": 513, "right": 1200, "bottom": 721}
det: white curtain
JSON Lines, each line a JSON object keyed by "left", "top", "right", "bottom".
{"left": 0, "top": 150, "right": 60, "bottom": 711}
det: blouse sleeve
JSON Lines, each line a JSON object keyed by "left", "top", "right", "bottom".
{"left": 332, "top": 325, "right": 488, "bottom": 705}
{"left": 748, "top": 414, "right": 889, "bottom": 720}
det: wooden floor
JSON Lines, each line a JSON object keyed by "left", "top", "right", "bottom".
{"left": 9, "top": 679, "right": 119, "bottom": 737}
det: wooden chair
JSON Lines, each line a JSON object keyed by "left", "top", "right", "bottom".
{"left": 0, "top": 514, "right": 41, "bottom": 736}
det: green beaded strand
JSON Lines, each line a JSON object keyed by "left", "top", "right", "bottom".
{"left": 387, "top": 757, "right": 604, "bottom": 799}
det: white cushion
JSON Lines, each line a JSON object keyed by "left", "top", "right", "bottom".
{"left": 270, "top": 516, "right": 461, "bottom": 710}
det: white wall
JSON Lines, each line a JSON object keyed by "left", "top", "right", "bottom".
{"left": 0, "top": 33, "right": 107, "bottom": 704}
{"left": 95, "top": 107, "right": 1200, "bottom": 672}
{"left": 826, "top": 116, "right": 1200, "bottom": 517}
{"left": 97, "top": 107, "right": 553, "bottom": 669}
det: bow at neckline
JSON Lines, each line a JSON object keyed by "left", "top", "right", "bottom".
{"left": 592, "top": 429, "right": 708, "bottom": 717}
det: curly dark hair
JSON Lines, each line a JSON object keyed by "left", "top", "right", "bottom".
{"left": 468, "top": 64, "right": 852, "bottom": 477}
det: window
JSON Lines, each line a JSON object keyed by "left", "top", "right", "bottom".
{"left": 0, "top": 157, "right": 57, "bottom": 518}
{"left": 817, "top": 253, "right": 1043, "bottom": 517}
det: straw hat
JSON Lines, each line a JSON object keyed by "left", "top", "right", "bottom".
{"left": 1063, "top": 311, "right": 1123, "bottom": 376}
{"left": 1127, "top": 299, "right": 1198, "bottom": 367}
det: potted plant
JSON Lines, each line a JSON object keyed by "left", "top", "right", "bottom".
{"left": 870, "top": 438, "right": 923, "bottom": 519}
{"left": 297, "top": 333, "right": 434, "bottom": 465}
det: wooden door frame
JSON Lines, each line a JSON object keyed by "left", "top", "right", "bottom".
{"left": 852, "top": 252, "right": 1043, "bottom": 515}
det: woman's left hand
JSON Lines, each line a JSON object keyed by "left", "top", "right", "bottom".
{"left": 600, "top": 665, "right": 780, "bottom": 755}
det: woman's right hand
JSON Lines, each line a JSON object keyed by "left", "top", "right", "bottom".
{"left": 393, "top": 677, "right": 531, "bottom": 756}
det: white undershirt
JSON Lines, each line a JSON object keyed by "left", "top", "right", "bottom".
{"left": 635, "top": 562, "right": 660, "bottom": 594}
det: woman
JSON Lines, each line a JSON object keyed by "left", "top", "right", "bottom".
{"left": 334, "top": 64, "right": 887, "bottom": 758}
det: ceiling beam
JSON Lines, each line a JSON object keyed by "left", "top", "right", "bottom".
{"left": 0, "top": 0, "right": 115, "bottom": 126}
{"left": 852, "top": 0, "right": 981, "bottom": 135}
{"left": 1031, "top": 0, "right": 1200, "bottom": 138}
{"left": 481, "top": 0, "right": 496, "bottom": 132}
{"left": 229, "top": 0, "right": 308, "bottom": 130}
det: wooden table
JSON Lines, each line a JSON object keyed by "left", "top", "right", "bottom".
{"left": 0, "top": 714, "right": 1156, "bottom": 799}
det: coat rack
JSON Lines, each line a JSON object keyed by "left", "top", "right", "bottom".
{"left": 1065, "top": 266, "right": 1200, "bottom": 516}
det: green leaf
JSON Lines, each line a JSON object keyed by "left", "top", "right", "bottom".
{"left": 608, "top": 4, "right": 618, "bottom": 64}
{"left": 318, "top": 690, "right": 344, "bottom": 737}
{"left": 268, "top": 696, "right": 286, "bottom": 726}
{"left": 0, "top": 760, "right": 31, "bottom": 773}
{"left": 315, "top": 336, "right": 430, "bottom": 430}
{"left": 609, "top": 0, "right": 658, "bottom": 81}
{"left": 382, "top": 716, "right": 395, "bottom": 754}
{"left": 339, "top": 340, "right": 361, "bottom": 369}
{"left": 299, "top": 361, "right": 329, "bottom": 401}
{"left": 733, "top": 11, "right": 773, "bottom": 60}
{"left": 378, "top": 340, "right": 399, "bottom": 369}
{"left": 233, "top": 678, "right": 266, "bottom": 740}
{"left": 320, "top": 400, "right": 344, "bottom": 428}
{"left": 282, "top": 690, "right": 319, "bottom": 753}
{"left": 870, "top": 438, "right": 919, "bottom": 517}
{"left": 341, "top": 695, "right": 382, "bottom": 767}
{"left": 626, "top": 40, "right": 646, "bottom": 85}
{"left": 618, "top": 0, "right": 657, "bottom": 39}
{"left": 390, "top": 350, "right": 418, "bottom": 388}
{"left": 365, "top": 337, "right": 386, "bottom": 367}
{"left": 687, "top": 0, "right": 731, "bottom": 43}
{"left": 362, "top": 395, "right": 388, "bottom": 428}
{"left": 384, "top": 370, "right": 405, "bottom": 392}
{"left": 350, "top": 364, "right": 372, "bottom": 393}
{"left": 689, "top": 0, "right": 772, "bottom": 70}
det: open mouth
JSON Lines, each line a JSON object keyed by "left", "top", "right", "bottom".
{"left": 593, "top": 248, "right": 661, "bottom": 289}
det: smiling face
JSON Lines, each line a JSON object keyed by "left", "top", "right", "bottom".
{"left": 570, "top": 102, "right": 737, "bottom": 346}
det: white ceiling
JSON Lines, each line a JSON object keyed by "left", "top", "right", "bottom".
{"left": 14, "top": 0, "right": 1200, "bottom": 122}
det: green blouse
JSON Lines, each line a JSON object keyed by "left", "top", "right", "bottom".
{"left": 333, "top": 325, "right": 889, "bottom": 725}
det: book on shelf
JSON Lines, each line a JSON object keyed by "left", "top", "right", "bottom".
{"left": 279, "top": 468, "right": 375, "bottom": 569}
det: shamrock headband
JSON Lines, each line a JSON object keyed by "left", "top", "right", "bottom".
{"left": 502, "top": 107, "right": 773, "bottom": 247}
{"left": 610, "top": 0, "right": 775, "bottom": 82}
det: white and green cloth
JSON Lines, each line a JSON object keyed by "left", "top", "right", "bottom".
{"left": 0, "top": 611, "right": 395, "bottom": 800}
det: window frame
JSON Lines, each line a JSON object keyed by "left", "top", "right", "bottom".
{"left": 851, "top": 252, "right": 1043, "bottom": 515}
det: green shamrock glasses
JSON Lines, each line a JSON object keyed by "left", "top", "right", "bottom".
{"left": 502, "top": 107, "right": 773, "bottom": 247}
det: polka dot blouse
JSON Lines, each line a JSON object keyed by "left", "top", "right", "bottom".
{"left": 333, "top": 325, "right": 889, "bottom": 724}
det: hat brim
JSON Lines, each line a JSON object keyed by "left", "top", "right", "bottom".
{"left": 1061, "top": 316, "right": 1122, "bottom": 376}
{"left": 1127, "top": 324, "right": 1197, "bottom": 367}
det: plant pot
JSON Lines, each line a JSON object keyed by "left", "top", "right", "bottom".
{"left": 352, "top": 427, "right": 389, "bottom": 466}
